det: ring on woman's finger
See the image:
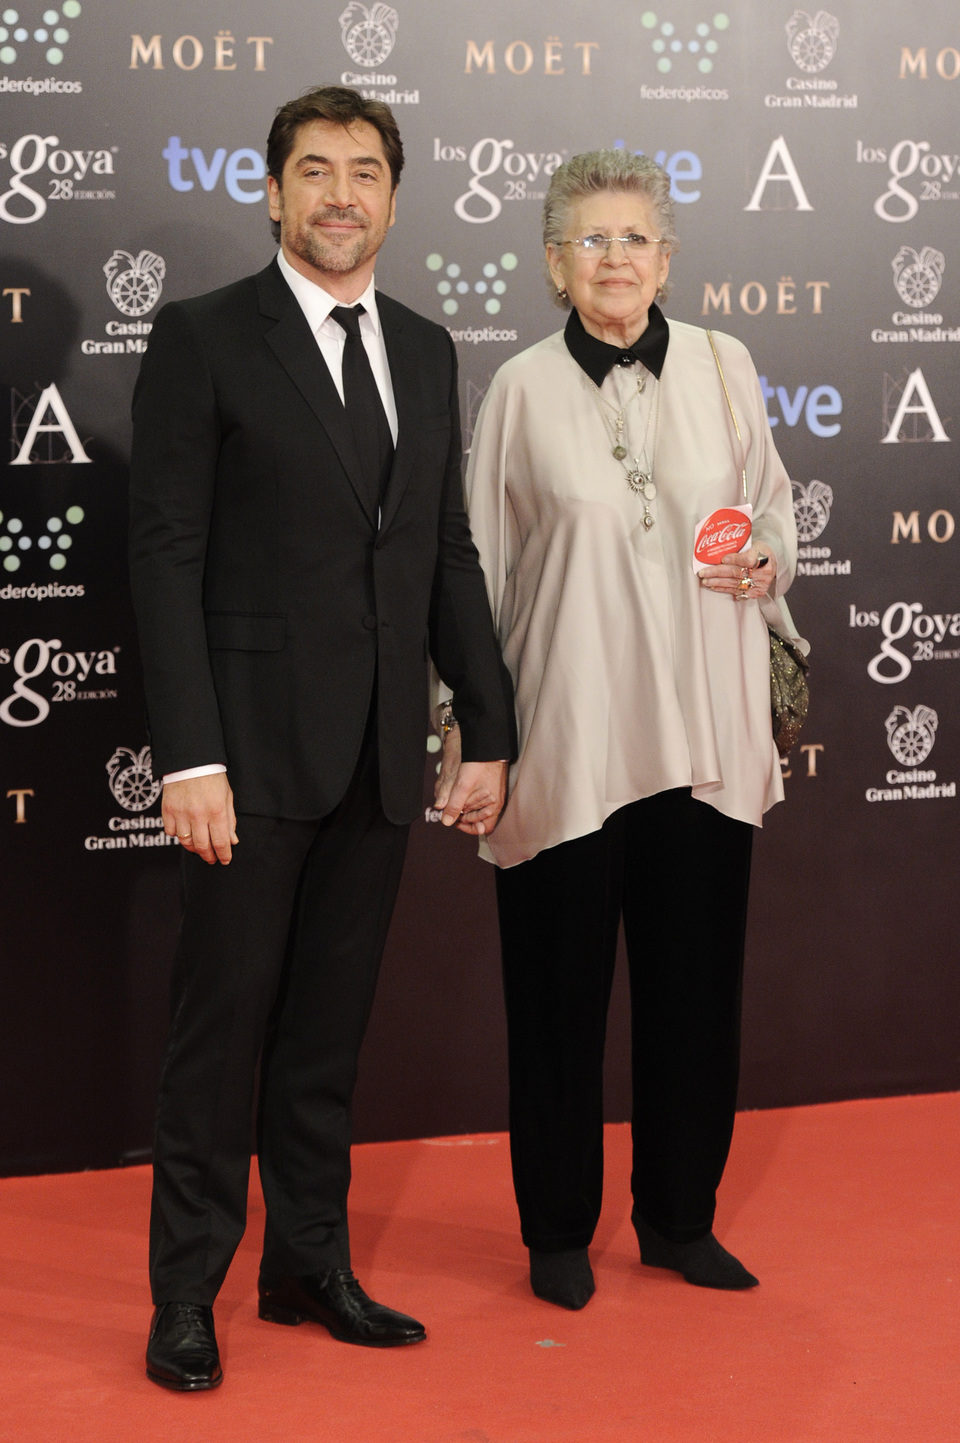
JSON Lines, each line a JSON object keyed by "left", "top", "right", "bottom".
{"left": 177, "top": 832, "right": 192, "bottom": 840}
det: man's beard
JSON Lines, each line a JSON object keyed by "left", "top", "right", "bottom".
{"left": 286, "top": 207, "right": 377, "bottom": 276}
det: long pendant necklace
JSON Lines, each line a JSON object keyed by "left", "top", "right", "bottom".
{"left": 595, "top": 371, "right": 660, "bottom": 530}
{"left": 607, "top": 371, "right": 645, "bottom": 460}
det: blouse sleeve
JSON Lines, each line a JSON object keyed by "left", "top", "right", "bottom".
{"left": 728, "top": 336, "right": 798, "bottom": 602}
{"left": 462, "top": 370, "right": 521, "bottom": 637}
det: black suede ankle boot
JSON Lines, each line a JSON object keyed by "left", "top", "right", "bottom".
{"left": 528, "top": 1248, "right": 596, "bottom": 1309}
{"left": 632, "top": 1210, "right": 758, "bottom": 1290}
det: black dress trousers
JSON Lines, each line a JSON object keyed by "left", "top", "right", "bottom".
{"left": 494, "top": 788, "right": 753, "bottom": 1253}
{"left": 149, "top": 721, "right": 409, "bottom": 1304}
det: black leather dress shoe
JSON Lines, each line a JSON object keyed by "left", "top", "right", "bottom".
{"left": 146, "top": 1302, "right": 223, "bottom": 1390}
{"left": 632, "top": 1209, "right": 759, "bottom": 1290}
{"left": 258, "top": 1268, "right": 426, "bottom": 1347}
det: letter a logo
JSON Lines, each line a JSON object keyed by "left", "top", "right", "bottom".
{"left": 881, "top": 368, "right": 949, "bottom": 444}
{"left": 744, "top": 136, "right": 814, "bottom": 212}
{"left": 10, "top": 383, "right": 92, "bottom": 465}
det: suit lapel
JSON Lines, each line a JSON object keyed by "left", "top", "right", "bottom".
{"left": 256, "top": 262, "right": 378, "bottom": 528}
{"left": 379, "top": 302, "right": 420, "bottom": 534}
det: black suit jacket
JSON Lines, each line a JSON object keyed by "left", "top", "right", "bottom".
{"left": 129, "top": 259, "right": 515, "bottom": 823}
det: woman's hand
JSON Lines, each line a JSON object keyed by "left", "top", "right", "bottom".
{"left": 433, "top": 726, "right": 507, "bottom": 836}
{"left": 434, "top": 724, "right": 462, "bottom": 813}
{"left": 698, "top": 545, "right": 777, "bottom": 603}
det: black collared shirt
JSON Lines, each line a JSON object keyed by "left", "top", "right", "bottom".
{"left": 563, "top": 303, "right": 670, "bottom": 386}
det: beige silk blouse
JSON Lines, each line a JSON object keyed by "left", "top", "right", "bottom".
{"left": 464, "top": 319, "right": 799, "bottom": 869}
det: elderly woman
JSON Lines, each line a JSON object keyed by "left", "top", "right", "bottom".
{"left": 439, "top": 150, "right": 800, "bottom": 1310}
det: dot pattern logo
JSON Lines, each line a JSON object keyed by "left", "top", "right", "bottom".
{"left": 640, "top": 11, "right": 729, "bottom": 75}
{"left": 0, "top": 505, "right": 85, "bottom": 572}
{"left": 0, "top": 3, "right": 81, "bottom": 67}
{"left": 426, "top": 251, "right": 517, "bottom": 317}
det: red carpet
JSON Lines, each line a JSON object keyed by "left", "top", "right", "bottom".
{"left": 1, "top": 1094, "right": 957, "bottom": 1442}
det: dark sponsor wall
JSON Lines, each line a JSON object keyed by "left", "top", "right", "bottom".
{"left": 2, "top": 1, "right": 957, "bottom": 1174}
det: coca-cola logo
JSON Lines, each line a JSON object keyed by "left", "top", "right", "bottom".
{"left": 693, "top": 506, "right": 753, "bottom": 567}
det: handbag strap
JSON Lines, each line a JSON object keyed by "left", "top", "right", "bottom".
{"left": 706, "top": 329, "right": 748, "bottom": 504}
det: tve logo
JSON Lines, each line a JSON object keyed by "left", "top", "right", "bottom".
{"left": 758, "top": 376, "right": 842, "bottom": 436}
{"left": 163, "top": 137, "right": 265, "bottom": 203}
{"left": 612, "top": 140, "right": 702, "bottom": 203}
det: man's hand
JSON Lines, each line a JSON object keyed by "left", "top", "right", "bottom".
{"left": 435, "top": 731, "right": 507, "bottom": 836}
{"left": 162, "top": 773, "right": 238, "bottom": 865}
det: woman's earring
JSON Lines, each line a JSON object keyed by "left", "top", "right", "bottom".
{"left": 557, "top": 286, "right": 568, "bottom": 301}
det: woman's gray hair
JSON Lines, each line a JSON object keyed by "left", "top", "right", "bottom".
{"left": 543, "top": 149, "right": 678, "bottom": 307}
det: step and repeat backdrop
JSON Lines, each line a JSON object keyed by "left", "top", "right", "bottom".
{"left": 2, "top": 1, "right": 958, "bottom": 1173}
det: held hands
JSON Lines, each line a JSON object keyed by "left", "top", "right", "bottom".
{"left": 162, "top": 772, "right": 239, "bottom": 865}
{"left": 433, "top": 725, "right": 507, "bottom": 837}
{"left": 698, "top": 545, "right": 777, "bottom": 602}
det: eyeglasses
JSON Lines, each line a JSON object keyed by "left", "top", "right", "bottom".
{"left": 560, "top": 233, "right": 663, "bottom": 254}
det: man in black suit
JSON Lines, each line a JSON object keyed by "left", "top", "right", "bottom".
{"left": 129, "top": 85, "right": 515, "bottom": 1392}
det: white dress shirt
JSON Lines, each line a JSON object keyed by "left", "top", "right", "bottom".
{"left": 275, "top": 248, "right": 398, "bottom": 441}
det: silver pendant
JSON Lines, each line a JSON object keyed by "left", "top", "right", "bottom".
{"left": 642, "top": 511, "right": 655, "bottom": 531}
{"left": 626, "top": 466, "right": 652, "bottom": 496}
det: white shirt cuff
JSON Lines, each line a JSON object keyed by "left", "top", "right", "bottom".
{"left": 162, "top": 764, "right": 227, "bottom": 785}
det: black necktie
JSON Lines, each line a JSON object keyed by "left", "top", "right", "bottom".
{"left": 329, "top": 304, "right": 394, "bottom": 512}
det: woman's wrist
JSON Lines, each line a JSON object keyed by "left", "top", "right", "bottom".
{"left": 435, "top": 700, "right": 459, "bottom": 737}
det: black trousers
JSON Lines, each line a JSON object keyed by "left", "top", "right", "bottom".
{"left": 495, "top": 788, "right": 753, "bottom": 1253}
{"left": 149, "top": 728, "right": 409, "bottom": 1304}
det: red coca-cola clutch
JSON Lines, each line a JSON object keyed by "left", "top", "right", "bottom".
{"left": 692, "top": 503, "right": 753, "bottom": 570}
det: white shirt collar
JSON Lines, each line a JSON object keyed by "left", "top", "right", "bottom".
{"left": 276, "top": 249, "right": 381, "bottom": 337}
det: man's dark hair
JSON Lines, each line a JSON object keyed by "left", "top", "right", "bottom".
{"left": 267, "top": 85, "right": 404, "bottom": 240}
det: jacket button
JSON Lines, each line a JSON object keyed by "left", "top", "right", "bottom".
{"left": 362, "top": 614, "right": 377, "bottom": 630}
